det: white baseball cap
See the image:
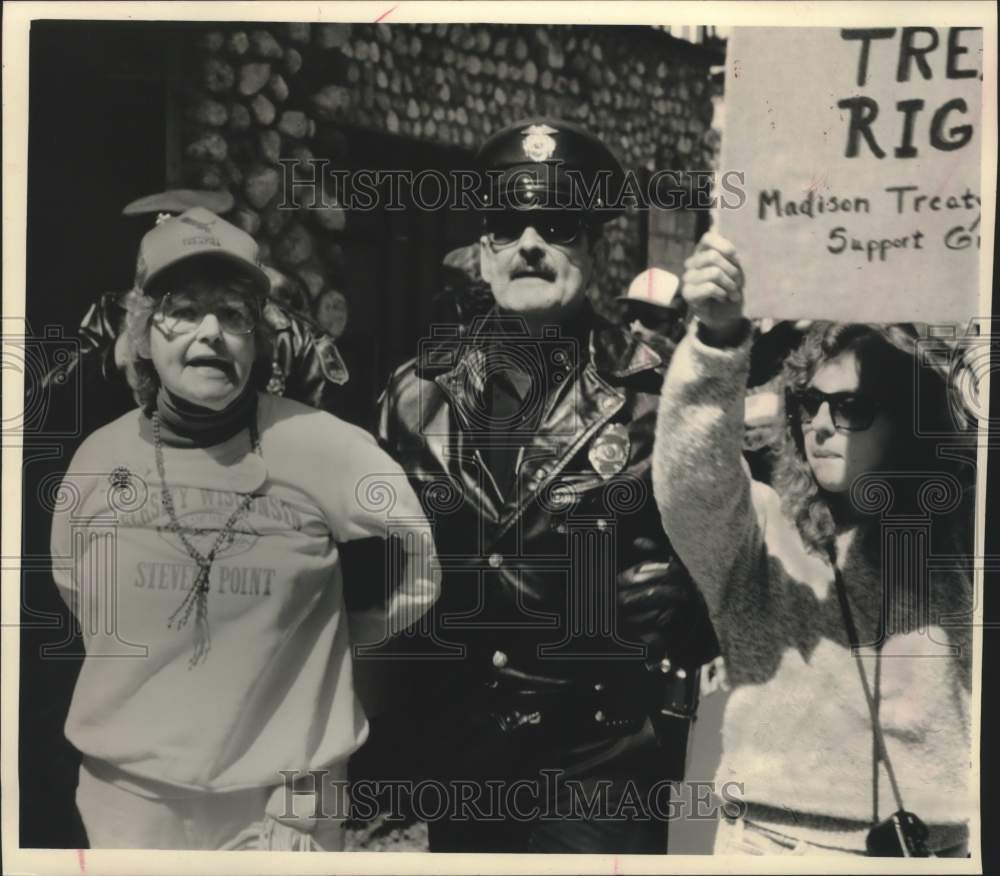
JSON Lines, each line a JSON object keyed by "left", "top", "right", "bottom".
{"left": 618, "top": 268, "right": 681, "bottom": 309}
{"left": 135, "top": 207, "right": 269, "bottom": 297}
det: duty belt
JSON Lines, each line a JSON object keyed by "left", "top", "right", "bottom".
{"left": 471, "top": 663, "right": 691, "bottom": 742}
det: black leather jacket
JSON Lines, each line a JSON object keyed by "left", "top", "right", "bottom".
{"left": 36, "top": 292, "right": 354, "bottom": 431}
{"left": 377, "top": 309, "right": 719, "bottom": 735}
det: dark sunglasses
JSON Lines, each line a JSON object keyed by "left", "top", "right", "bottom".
{"left": 786, "top": 388, "right": 882, "bottom": 432}
{"left": 484, "top": 212, "right": 590, "bottom": 247}
{"left": 153, "top": 290, "right": 260, "bottom": 336}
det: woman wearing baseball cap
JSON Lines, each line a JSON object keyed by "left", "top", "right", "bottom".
{"left": 49, "top": 209, "right": 440, "bottom": 849}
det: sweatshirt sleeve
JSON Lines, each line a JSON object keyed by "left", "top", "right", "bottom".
{"left": 652, "top": 323, "right": 765, "bottom": 618}
{"left": 319, "top": 420, "right": 441, "bottom": 643}
{"left": 49, "top": 432, "right": 106, "bottom": 615}
{"left": 50, "top": 478, "right": 76, "bottom": 611}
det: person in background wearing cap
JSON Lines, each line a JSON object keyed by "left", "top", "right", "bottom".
{"left": 36, "top": 190, "right": 361, "bottom": 436}
{"left": 49, "top": 208, "right": 440, "bottom": 850}
{"left": 374, "top": 118, "right": 718, "bottom": 853}
{"left": 619, "top": 267, "right": 689, "bottom": 347}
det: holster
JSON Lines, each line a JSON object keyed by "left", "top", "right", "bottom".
{"left": 649, "top": 663, "right": 701, "bottom": 780}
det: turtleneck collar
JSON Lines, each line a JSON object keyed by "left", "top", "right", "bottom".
{"left": 150, "top": 385, "right": 258, "bottom": 449}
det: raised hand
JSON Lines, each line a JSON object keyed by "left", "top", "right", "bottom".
{"left": 682, "top": 232, "right": 748, "bottom": 346}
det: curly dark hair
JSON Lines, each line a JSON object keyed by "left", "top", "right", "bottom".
{"left": 771, "top": 322, "right": 966, "bottom": 556}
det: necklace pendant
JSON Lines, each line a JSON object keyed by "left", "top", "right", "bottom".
{"left": 153, "top": 408, "right": 260, "bottom": 665}
{"left": 195, "top": 564, "right": 211, "bottom": 593}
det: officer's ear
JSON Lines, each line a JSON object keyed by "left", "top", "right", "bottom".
{"left": 479, "top": 234, "right": 499, "bottom": 288}
{"left": 588, "top": 229, "right": 608, "bottom": 277}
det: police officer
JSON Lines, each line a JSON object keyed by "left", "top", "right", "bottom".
{"left": 374, "top": 117, "right": 718, "bottom": 853}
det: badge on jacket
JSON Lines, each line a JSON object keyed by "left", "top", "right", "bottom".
{"left": 588, "top": 422, "right": 630, "bottom": 479}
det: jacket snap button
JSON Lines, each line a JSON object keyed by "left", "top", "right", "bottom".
{"left": 593, "top": 682, "right": 605, "bottom": 692}
{"left": 492, "top": 650, "right": 508, "bottom": 668}
{"left": 554, "top": 523, "right": 567, "bottom": 534}
{"left": 676, "top": 667, "right": 687, "bottom": 679}
{"left": 488, "top": 553, "right": 503, "bottom": 568}
{"left": 594, "top": 710, "right": 606, "bottom": 723}
{"left": 659, "top": 657, "right": 672, "bottom": 674}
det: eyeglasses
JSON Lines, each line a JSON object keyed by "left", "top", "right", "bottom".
{"left": 787, "top": 388, "right": 881, "bottom": 432}
{"left": 485, "top": 212, "right": 589, "bottom": 248}
{"left": 153, "top": 290, "right": 259, "bottom": 336}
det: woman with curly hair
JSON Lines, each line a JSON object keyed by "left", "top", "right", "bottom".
{"left": 653, "top": 233, "right": 974, "bottom": 857}
{"left": 50, "top": 209, "right": 439, "bottom": 850}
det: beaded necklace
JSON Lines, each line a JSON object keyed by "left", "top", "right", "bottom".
{"left": 152, "top": 409, "right": 262, "bottom": 667}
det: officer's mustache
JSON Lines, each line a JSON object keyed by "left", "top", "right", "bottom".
{"left": 510, "top": 263, "right": 557, "bottom": 282}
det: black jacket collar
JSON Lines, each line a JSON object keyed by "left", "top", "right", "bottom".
{"left": 415, "top": 304, "right": 662, "bottom": 384}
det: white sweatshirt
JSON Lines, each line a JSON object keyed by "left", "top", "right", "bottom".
{"left": 50, "top": 393, "right": 439, "bottom": 795}
{"left": 653, "top": 327, "right": 973, "bottom": 851}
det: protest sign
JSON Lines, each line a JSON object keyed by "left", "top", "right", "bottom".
{"left": 720, "top": 27, "right": 984, "bottom": 323}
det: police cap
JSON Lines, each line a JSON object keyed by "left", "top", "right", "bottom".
{"left": 476, "top": 116, "right": 626, "bottom": 221}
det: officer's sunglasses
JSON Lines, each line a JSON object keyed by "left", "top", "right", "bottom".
{"left": 485, "top": 212, "right": 590, "bottom": 248}
{"left": 786, "top": 388, "right": 881, "bottom": 432}
{"left": 153, "top": 290, "right": 260, "bottom": 336}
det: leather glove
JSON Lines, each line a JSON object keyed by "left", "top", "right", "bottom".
{"left": 617, "top": 560, "right": 692, "bottom": 667}
{"left": 616, "top": 558, "right": 720, "bottom": 670}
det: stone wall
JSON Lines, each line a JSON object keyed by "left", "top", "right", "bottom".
{"left": 176, "top": 22, "right": 719, "bottom": 329}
